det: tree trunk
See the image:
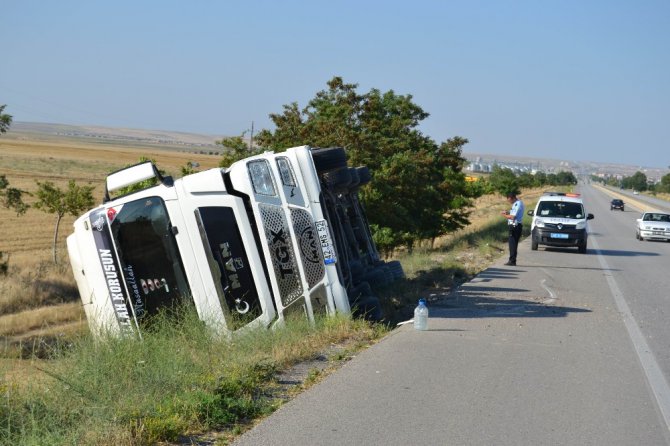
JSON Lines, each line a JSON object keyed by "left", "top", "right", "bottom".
{"left": 53, "top": 214, "right": 62, "bottom": 264}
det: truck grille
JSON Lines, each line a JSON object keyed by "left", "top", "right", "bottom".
{"left": 290, "top": 208, "right": 326, "bottom": 289}
{"left": 259, "top": 204, "right": 303, "bottom": 307}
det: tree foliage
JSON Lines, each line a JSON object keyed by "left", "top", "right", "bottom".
{"left": 217, "top": 134, "right": 262, "bottom": 167}
{"left": 487, "top": 166, "right": 520, "bottom": 196}
{"left": 658, "top": 173, "right": 670, "bottom": 193}
{"left": 621, "top": 171, "right": 648, "bottom": 191}
{"left": 34, "top": 180, "right": 95, "bottom": 264}
{"left": 488, "top": 167, "right": 577, "bottom": 196}
{"left": 254, "top": 76, "right": 473, "bottom": 251}
{"left": 0, "top": 175, "right": 28, "bottom": 274}
{"left": 0, "top": 104, "right": 12, "bottom": 134}
{"left": 0, "top": 107, "right": 25, "bottom": 274}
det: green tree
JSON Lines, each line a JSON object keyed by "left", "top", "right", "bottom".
{"left": 554, "top": 171, "right": 578, "bottom": 186}
{"left": 0, "top": 104, "right": 12, "bottom": 134}
{"left": 659, "top": 173, "right": 670, "bottom": 193}
{"left": 217, "top": 133, "right": 262, "bottom": 167}
{"left": 34, "top": 180, "right": 95, "bottom": 264}
{"left": 487, "top": 166, "right": 519, "bottom": 196}
{"left": 533, "top": 171, "right": 548, "bottom": 187}
{"left": 623, "top": 171, "right": 648, "bottom": 191}
{"left": 0, "top": 109, "right": 26, "bottom": 274}
{"left": 255, "top": 76, "right": 472, "bottom": 250}
{"left": 0, "top": 175, "right": 28, "bottom": 274}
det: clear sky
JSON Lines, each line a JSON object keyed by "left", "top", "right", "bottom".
{"left": 2, "top": 0, "right": 669, "bottom": 168}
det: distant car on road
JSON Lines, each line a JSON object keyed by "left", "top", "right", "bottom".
{"left": 610, "top": 199, "right": 624, "bottom": 211}
{"left": 636, "top": 211, "right": 670, "bottom": 242}
{"left": 633, "top": 190, "right": 640, "bottom": 195}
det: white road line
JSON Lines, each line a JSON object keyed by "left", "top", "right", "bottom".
{"left": 591, "top": 235, "right": 670, "bottom": 430}
{"left": 540, "top": 279, "right": 557, "bottom": 304}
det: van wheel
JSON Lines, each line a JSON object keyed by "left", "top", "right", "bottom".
{"left": 578, "top": 241, "right": 587, "bottom": 254}
{"left": 531, "top": 239, "right": 538, "bottom": 250}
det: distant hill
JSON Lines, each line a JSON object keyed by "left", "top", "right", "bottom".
{"left": 8, "top": 122, "right": 222, "bottom": 149}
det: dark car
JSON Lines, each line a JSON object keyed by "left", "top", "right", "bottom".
{"left": 610, "top": 199, "right": 624, "bottom": 211}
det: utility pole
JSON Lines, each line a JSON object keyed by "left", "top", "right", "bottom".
{"left": 249, "top": 121, "right": 254, "bottom": 151}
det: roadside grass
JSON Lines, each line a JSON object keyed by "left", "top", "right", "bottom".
{"left": 1, "top": 306, "right": 383, "bottom": 445}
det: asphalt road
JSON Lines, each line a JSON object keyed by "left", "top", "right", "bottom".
{"left": 233, "top": 184, "right": 670, "bottom": 446}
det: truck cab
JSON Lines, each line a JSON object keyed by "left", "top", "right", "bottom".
{"left": 67, "top": 146, "right": 398, "bottom": 337}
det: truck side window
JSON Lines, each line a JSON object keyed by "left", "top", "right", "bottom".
{"left": 195, "top": 207, "right": 263, "bottom": 327}
{"left": 109, "top": 197, "right": 191, "bottom": 322}
{"left": 276, "top": 157, "right": 296, "bottom": 186}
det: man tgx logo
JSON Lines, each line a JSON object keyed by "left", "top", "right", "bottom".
{"left": 270, "top": 228, "right": 294, "bottom": 279}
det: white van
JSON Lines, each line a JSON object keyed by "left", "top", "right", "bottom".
{"left": 527, "top": 192, "right": 594, "bottom": 254}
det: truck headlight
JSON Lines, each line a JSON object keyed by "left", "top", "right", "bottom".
{"left": 248, "top": 160, "right": 276, "bottom": 196}
{"left": 576, "top": 221, "right": 587, "bottom": 230}
{"left": 535, "top": 218, "right": 545, "bottom": 228}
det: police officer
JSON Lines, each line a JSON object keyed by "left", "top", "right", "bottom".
{"left": 501, "top": 192, "right": 524, "bottom": 266}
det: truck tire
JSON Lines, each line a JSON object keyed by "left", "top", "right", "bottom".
{"left": 349, "top": 259, "right": 365, "bottom": 281}
{"left": 348, "top": 281, "right": 372, "bottom": 301}
{"left": 348, "top": 167, "right": 360, "bottom": 188}
{"left": 362, "top": 267, "right": 389, "bottom": 287}
{"left": 355, "top": 166, "right": 371, "bottom": 185}
{"left": 321, "top": 167, "right": 352, "bottom": 190}
{"left": 351, "top": 293, "right": 383, "bottom": 322}
{"left": 312, "top": 147, "right": 347, "bottom": 172}
{"left": 385, "top": 260, "right": 405, "bottom": 280}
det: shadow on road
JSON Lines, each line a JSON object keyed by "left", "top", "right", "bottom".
{"left": 594, "top": 249, "right": 660, "bottom": 257}
{"left": 430, "top": 290, "right": 590, "bottom": 319}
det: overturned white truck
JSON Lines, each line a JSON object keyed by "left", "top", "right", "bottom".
{"left": 67, "top": 146, "right": 404, "bottom": 337}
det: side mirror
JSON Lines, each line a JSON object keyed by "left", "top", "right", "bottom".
{"left": 527, "top": 210, "right": 535, "bottom": 216}
{"left": 587, "top": 213, "right": 594, "bottom": 220}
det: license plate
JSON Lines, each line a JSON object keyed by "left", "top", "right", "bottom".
{"left": 550, "top": 233, "right": 569, "bottom": 239}
{"left": 652, "top": 231, "right": 665, "bottom": 236}
{"left": 315, "top": 220, "right": 337, "bottom": 265}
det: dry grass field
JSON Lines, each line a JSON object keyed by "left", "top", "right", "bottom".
{"left": 0, "top": 135, "right": 221, "bottom": 356}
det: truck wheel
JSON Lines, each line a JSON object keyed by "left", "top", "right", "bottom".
{"left": 312, "top": 147, "right": 347, "bottom": 172}
{"left": 355, "top": 166, "right": 371, "bottom": 185}
{"left": 349, "top": 281, "right": 372, "bottom": 302}
{"left": 348, "top": 167, "right": 360, "bottom": 188}
{"left": 385, "top": 260, "right": 405, "bottom": 280}
{"left": 321, "top": 167, "right": 352, "bottom": 190}
{"left": 349, "top": 259, "right": 365, "bottom": 281}
{"left": 362, "top": 268, "right": 389, "bottom": 287}
{"left": 352, "top": 294, "right": 383, "bottom": 322}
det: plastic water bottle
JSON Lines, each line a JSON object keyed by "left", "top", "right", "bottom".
{"left": 414, "top": 298, "right": 428, "bottom": 331}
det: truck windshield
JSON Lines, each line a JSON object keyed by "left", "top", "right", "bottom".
{"left": 109, "top": 197, "right": 191, "bottom": 322}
